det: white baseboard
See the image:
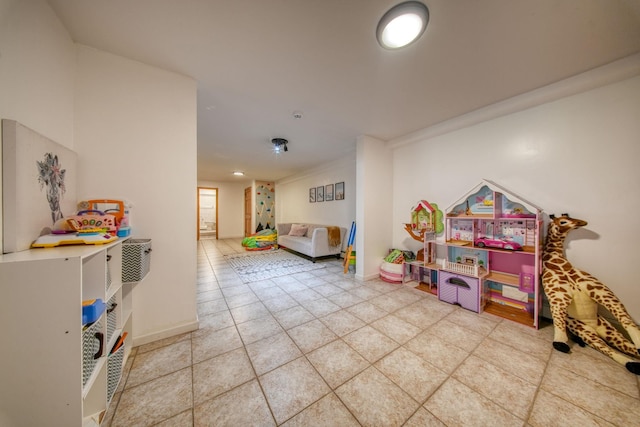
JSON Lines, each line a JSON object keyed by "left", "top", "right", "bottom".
{"left": 132, "top": 319, "right": 199, "bottom": 347}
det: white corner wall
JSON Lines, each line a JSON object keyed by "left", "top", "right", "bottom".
{"left": 75, "top": 45, "right": 198, "bottom": 344}
{"left": 275, "top": 153, "right": 356, "bottom": 244}
{"left": 0, "top": 0, "right": 76, "bottom": 254}
{"left": 391, "top": 64, "right": 640, "bottom": 321}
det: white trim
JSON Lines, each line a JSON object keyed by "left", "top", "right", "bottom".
{"left": 132, "top": 319, "right": 199, "bottom": 347}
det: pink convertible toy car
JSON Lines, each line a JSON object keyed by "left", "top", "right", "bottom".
{"left": 474, "top": 237, "right": 522, "bottom": 251}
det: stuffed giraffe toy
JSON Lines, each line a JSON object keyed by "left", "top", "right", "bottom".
{"left": 542, "top": 214, "right": 640, "bottom": 375}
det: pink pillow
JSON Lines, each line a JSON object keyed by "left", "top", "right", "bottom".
{"left": 288, "top": 224, "right": 308, "bottom": 237}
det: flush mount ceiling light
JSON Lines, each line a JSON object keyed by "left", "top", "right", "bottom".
{"left": 271, "top": 138, "right": 288, "bottom": 153}
{"left": 232, "top": 171, "right": 245, "bottom": 176}
{"left": 376, "top": 1, "right": 429, "bottom": 49}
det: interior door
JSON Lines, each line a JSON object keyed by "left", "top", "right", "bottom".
{"left": 197, "top": 187, "right": 218, "bottom": 240}
{"left": 244, "top": 186, "right": 252, "bottom": 237}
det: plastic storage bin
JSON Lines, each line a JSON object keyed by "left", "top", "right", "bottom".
{"left": 122, "top": 239, "right": 152, "bottom": 283}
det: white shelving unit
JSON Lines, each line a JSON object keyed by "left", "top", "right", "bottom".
{"left": 0, "top": 238, "right": 133, "bottom": 426}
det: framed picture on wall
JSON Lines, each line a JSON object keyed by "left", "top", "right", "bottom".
{"left": 335, "top": 182, "right": 345, "bottom": 200}
{"left": 316, "top": 185, "right": 324, "bottom": 202}
{"left": 309, "top": 187, "right": 316, "bottom": 203}
{"left": 325, "top": 184, "right": 334, "bottom": 201}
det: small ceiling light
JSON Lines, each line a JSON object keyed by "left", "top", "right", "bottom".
{"left": 271, "top": 138, "right": 289, "bottom": 153}
{"left": 233, "top": 171, "right": 244, "bottom": 176}
{"left": 292, "top": 111, "right": 303, "bottom": 119}
{"left": 377, "top": 1, "right": 429, "bottom": 49}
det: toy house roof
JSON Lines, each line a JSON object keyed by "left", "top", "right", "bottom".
{"left": 413, "top": 200, "right": 436, "bottom": 213}
{"left": 446, "top": 179, "right": 542, "bottom": 214}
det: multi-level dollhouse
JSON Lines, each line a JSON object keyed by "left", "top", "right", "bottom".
{"left": 403, "top": 180, "right": 543, "bottom": 328}
{"left": 443, "top": 179, "right": 543, "bottom": 327}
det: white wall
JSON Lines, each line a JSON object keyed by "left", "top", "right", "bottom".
{"left": 198, "top": 180, "right": 247, "bottom": 238}
{"left": 0, "top": 0, "right": 76, "bottom": 253}
{"left": 275, "top": 152, "right": 356, "bottom": 244}
{"left": 356, "top": 136, "right": 393, "bottom": 281}
{"left": 75, "top": 45, "right": 198, "bottom": 344}
{"left": 390, "top": 65, "right": 640, "bottom": 321}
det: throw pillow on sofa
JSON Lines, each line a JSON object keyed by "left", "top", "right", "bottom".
{"left": 288, "top": 224, "right": 308, "bottom": 236}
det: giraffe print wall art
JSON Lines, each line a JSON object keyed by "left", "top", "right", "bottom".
{"left": 542, "top": 214, "right": 640, "bottom": 375}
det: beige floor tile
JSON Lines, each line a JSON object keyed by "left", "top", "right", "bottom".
{"left": 393, "top": 301, "right": 445, "bottom": 329}
{"left": 320, "top": 310, "right": 366, "bottom": 337}
{"left": 236, "top": 314, "right": 284, "bottom": 344}
{"left": 403, "top": 407, "right": 446, "bottom": 427}
{"left": 302, "top": 275, "right": 330, "bottom": 287}
{"left": 191, "top": 325, "right": 243, "bottom": 363}
{"left": 193, "top": 380, "right": 276, "bottom": 427}
{"left": 489, "top": 320, "right": 553, "bottom": 361}
{"left": 336, "top": 366, "right": 419, "bottom": 427}
{"left": 370, "top": 314, "right": 422, "bottom": 344}
{"left": 193, "top": 310, "right": 234, "bottom": 336}
{"left": 259, "top": 357, "right": 331, "bottom": 424}
{"left": 221, "top": 283, "right": 253, "bottom": 297}
{"left": 473, "top": 337, "right": 547, "bottom": 384}
{"left": 445, "top": 307, "right": 500, "bottom": 335}
{"left": 307, "top": 339, "right": 369, "bottom": 388}
{"left": 225, "top": 291, "right": 260, "bottom": 309}
{"left": 328, "top": 291, "right": 365, "bottom": 308}
{"left": 299, "top": 297, "right": 342, "bottom": 317}
{"left": 246, "top": 332, "right": 302, "bottom": 375}
{"left": 192, "top": 347, "right": 255, "bottom": 404}
{"left": 541, "top": 363, "right": 640, "bottom": 426}
{"left": 428, "top": 318, "right": 485, "bottom": 352}
{"left": 349, "top": 285, "right": 383, "bottom": 301}
{"left": 253, "top": 285, "right": 288, "bottom": 301}
{"left": 528, "top": 388, "right": 615, "bottom": 427}
{"left": 289, "top": 288, "right": 323, "bottom": 303}
{"left": 369, "top": 293, "right": 410, "bottom": 312}
{"left": 154, "top": 410, "right": 193, "bottom": 427}
{"left": 273, "top": 305, "right": 315, "bottom": 330}
{"left": 404, "top": 330, "right": 468, "bottom": 373}
{"left": 453, "top": 355, "right": 537, "bottom": 419}
{"left": 111, "top": 368, "right": 192, "bottom": 427}
{"left": 281, "top": 392, "right": 360, "bottom": 427}
{"left": 136, "top": 332, "right": 191, "bottom": 354}
{"left": 196, "top": 289, "right": 223, "bottom": 303}
{"left": 346, "top": 301, "right": 389, "bottom": 323}
{"left": 262, "top": 294, "right": 299, "bottom": 312}
{"left": 287, "top": 319, "right": 338, "bottom": 353}
{"left": 375, "top": 347, "right": 448, "bottom": 403}
{"left": 424, "top": 378, "right": 523, "bottom": 427}
{"left": 313, "top": 283, "right": 345, "bottom": 297}
{"left": 548, "top": 347, "right": 639, "bottom": 398}
{"left": 126, "top": 339, "right": 192, "bottom": 388}
{"left": 197, "top": 298, "right": 228, "bottom": 317}
{"left": 230, "top": 301, "right": 271, "bottom": 323}
{"left": 343, "top": 325, "right": 400, "bottom": 363}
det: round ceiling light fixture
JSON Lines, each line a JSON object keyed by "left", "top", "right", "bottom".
{"left": 376, "top": 1, "right": 429, "bottom": 49}
{"left": 271, "top": 138, "right": 288, "bottom": 153}
{"left": 233, "top": 171, "right": 245, "bottom": 176}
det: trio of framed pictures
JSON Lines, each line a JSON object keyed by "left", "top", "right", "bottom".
{"left": 310, "top": 181, "right": 344, "bottom": 203}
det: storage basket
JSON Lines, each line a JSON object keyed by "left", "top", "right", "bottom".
{"left": 82, "top": 320, "right": 103, "bottom": 386}
{"left": 107, "top": 343, "right": 125, "bottom": 401}
{"left": 106, "top": 295, "right": 118, "bottom": 343}
{"left": 122, "top": 239, "right": 152, "bottom": 283}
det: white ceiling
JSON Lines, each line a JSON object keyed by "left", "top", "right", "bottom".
{"left": 47, "top": 0, "right": 640, "bottom": 182}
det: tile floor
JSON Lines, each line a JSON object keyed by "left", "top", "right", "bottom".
{"left": 104, "top": 238, "right": 640, "bottom": 426}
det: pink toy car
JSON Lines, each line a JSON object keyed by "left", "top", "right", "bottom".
{"left": 474, "top": 237, "right": 522, "bottom": 251}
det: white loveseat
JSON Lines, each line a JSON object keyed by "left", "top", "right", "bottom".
{"left": 276, "top": 223, "right": 347, "bottom": 262}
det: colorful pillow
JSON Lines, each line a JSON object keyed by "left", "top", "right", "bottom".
{"left": 288, "top": 224, "right": 308, "bottom": 237}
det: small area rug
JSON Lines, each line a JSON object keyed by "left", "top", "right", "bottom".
{"left": 224, "top": 249, "right": 326, "bottom": 283}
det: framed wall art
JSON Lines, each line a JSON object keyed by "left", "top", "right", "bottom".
{"left": 309, "top": 187, "right": 316, "bottom": 203}
{"left": 325, "top": 184, "right": 334, "bottom": 201}
{"left": 335, "top": 181, "right": 345, "bottom": 200}
{"left": 316, "top": 185, "right": 324, "bottom": 202}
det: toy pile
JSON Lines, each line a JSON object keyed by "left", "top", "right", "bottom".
{"left": 380, "top": 249, "right": 415, "bottom": 283}
{"left": 242, "top": 229, "right": 277, "bottom": 251}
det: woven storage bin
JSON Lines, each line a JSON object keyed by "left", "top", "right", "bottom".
{"left": 122, "top": 239, "right": 152, "bottom": 283}
{"left": 106, "top": 295, "right": 118, "bottom": 343}
{"left": 107, "top": 343, "right": 125, "bottom": 401}
{"left": 82, "top": 320, "right": 103, "bottom": 386}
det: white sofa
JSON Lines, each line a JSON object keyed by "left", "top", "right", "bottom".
{"left": 276, "top": 223, "right": 347, "bottom": 262}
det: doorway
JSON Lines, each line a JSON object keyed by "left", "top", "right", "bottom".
{"left": 197, "top": 187, "right": 218, "bottom": 240}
